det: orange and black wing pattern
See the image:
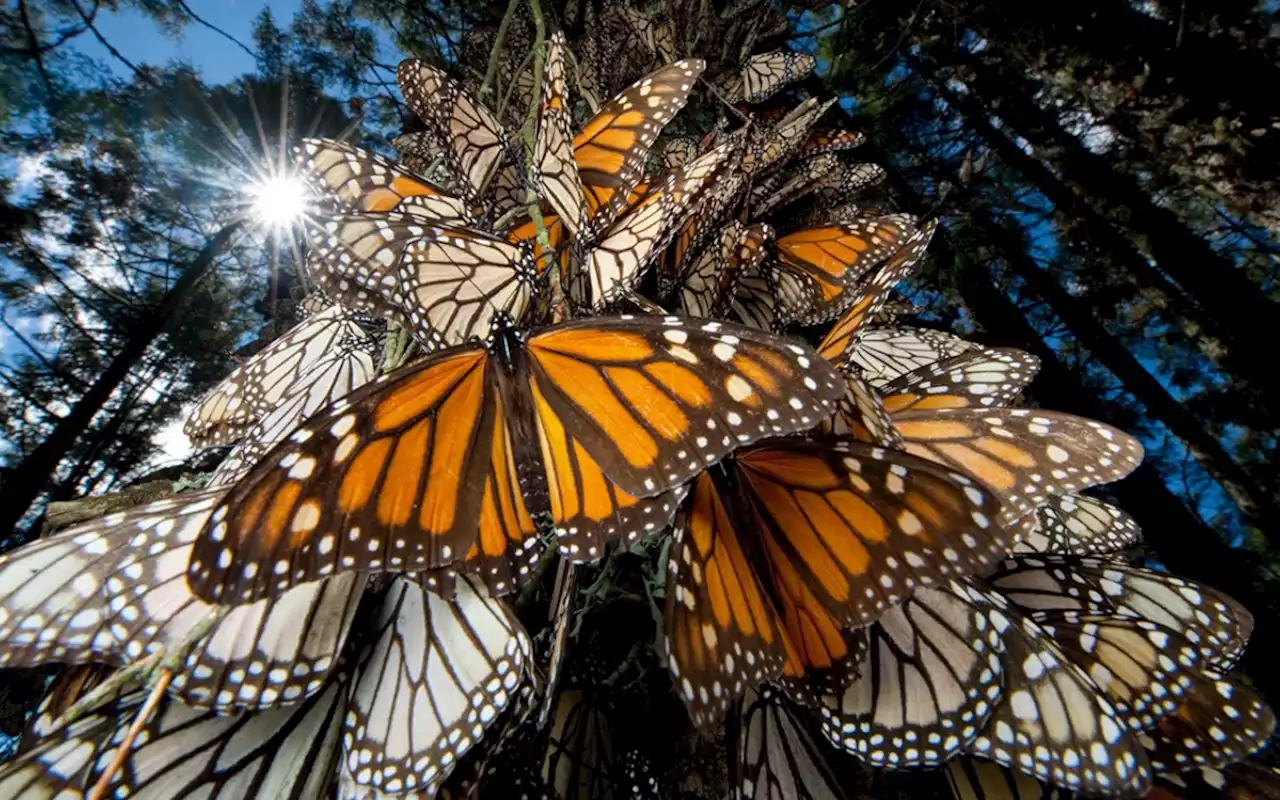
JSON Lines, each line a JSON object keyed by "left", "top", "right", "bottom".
{"left": 294, "top": 138, "right": 472, "bottom": 224}
{"left": 575, "top": 59, "right": 706, "bottom": 237}
{"left": 893, "top": 409, "right": 1144, "bottom": 530}
{"left": 188, "top": 346, "right": 496, "bottom": 604}
{"left": 534, "top": 378, "right": 684, "bottom": 562}
{"left": 878, "top": 348, "right": 1040, "bottom": 414}
{"left": 817, "top": 221, "right": 938, "bottom": 368}
{"left": 733, "top": 438, "right": 1010, "bottom": 630}
{"left": 664, "top": 472, "right": 802, "bottom": 729}
{"left": 772, "top": 215, "right": 915, "bottom": 327}
{"left": 776, "top": 216, "right": 910, "bottom": 292}
{"left": 524, "top": 315, "right": 843, "bottom": 497}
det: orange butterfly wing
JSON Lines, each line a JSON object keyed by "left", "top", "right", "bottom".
{"left": 575, "top": 59, "right": 706, "bottom": 235}
{"left": 664, "top": 472, "right": 802, "bottom": 728}
{"left": 524, "top": 316, "right": 843, "bottom": 497}
{"left": 188, "top": 348, "right": 495, "bottom": 604}
{"left": 533, "top": 375, "right": 683, "bottom": 561}
{"left": 892, "top": 409, "right": 1144, "bottom": 530}
{"left": 733, "top": 439, "right": 1009, "bottom": 629}
{"left": 817, "top": 221, "right": 938, "bottom": 367}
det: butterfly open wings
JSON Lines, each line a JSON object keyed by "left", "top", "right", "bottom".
{"left": 188, "top": 316, "right": 842, "bottom": 604}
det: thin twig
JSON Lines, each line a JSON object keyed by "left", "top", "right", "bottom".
{"left": 68, "top": 0, "right": 158, "bottom": 86}
{"left": 85, "top": 668, "right": 173, "bottom": 800}
{"left": 17, "top": 0, "right": 55, "bottom": 96}
{"left": 172, "top": 0, "right": 256, "bottom": 60}
{"left": 519, "top": 0, "right": 563, "bottom": 318}
{"left": 698, "top": 75, "right": 751, "bottom": 123}
{"left": 480, "top": 0, "right": 524, "bottom": 101}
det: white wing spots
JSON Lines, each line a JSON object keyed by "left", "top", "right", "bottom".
{"left": 669, "top": 344, "right": 699, "bottom": 364}
{"left": 726, "top": 374, "right": 754, "bottom": 402}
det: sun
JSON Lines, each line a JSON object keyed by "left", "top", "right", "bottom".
{"left": 247, "top": 174, "right": 310, "bottom": 229}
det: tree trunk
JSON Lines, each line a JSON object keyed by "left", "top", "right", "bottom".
{"left": 928, "top": 75, "right": 1280, "bottom": 419}
{"left": 0, "top": 222, "right": 241, "bottom": 540}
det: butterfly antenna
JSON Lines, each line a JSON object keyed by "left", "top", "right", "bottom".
{"left": 86, "top": 667, "right": 174, "bottom": 800}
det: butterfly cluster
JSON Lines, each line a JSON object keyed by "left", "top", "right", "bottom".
{"left": 0, "top": 5, "right": 1272, "bottom": 800}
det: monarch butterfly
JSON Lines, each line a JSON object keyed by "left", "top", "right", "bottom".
{"left": 388, "top": 128, "right": 443, "bottom": 176}
{"left": 0, "top": 575, "right": 527, "bottom": 797}
{"left": 573, "top": 59, "right": 706, "bottom": 240}
{"left": 947, "top": 758, "right": 1280, "bottom": 800}
{"left": 816, "top": 222, "right": 939, "bottom": 369}
{"left": 819, "top": 370, "right": 903, "bottom": 447}
{"left": 724, "top": 51, "right": 817, "bottom": 104}
{"left": 541, "top": 689, "right": 615, "bottom": 800}
{"left": 398, "top": 60, "right": 508, "bottom": 201}
{"left": 521, "top": 55, "right": 707, "bottom": 252}
{"left": 749, "top": 153, "right": 839, "bottom": 219}
{"left": 741, "top": 98, "right": 837, "bottom": 177}
{"left": 536, "top": 33, "right": 589, "bottom": 238}
{"left": 729, "top": 257, "right": 783, "bottom": 332}
{"left": 680, "top": 222, "right": 773, "bottom": 319}
{"left": 1015, "top": 494, "right": 1141, "bottom": 555}
{"left": 814, "top": 579, "right": 1006, "bottom": 768}
{"left": 663, "top": 137, "right": 700, "bottom": 170}
{"left": 986, "top": 556, "right": 1254, "bottom": 672}
{"left": 184, "top": 305, "right": 377, "bottom": 450}
{"left": 0, "top": 490, "right": 365, "bottom": 712}
{"left": 945, "top": 757, "right": 1063, "bottom": 800}
{"left": 664, "top": 438, "right": 1008, "bottom": 728}
{"left": 304, "top": 213, "right": 537, "bottom": 351}
{"left": 870, "top": 298, "right": 924, "bottom": 325}
{"left": 792, "top": 201, "right": 867, "bottom": 231}
{"left": 570, "top": 144, "right": 736, "bottom": 312}
{"left": 802, "top": 129, "right": 866, "bottom": 157}
{"left": 812, "top": 162, "right": 888, "bottom": 207}
{"left": 892, "top": 409, "right": 1144, "bottom": 531}
{"left": 770, "top": 215, "right": 915, "bottom": 326}
{"left": 656, "top": 154, "right": 751, "bottom": 298}
{"left": 875, "top": 347, "right": 1041, "bottom": 415}
{"left": 294, "top": 138, "right": 473, "bottom": 225}
{"left": 186, "top": 314, "right": 842, "bottom": 605}
{"left": 1151, "top": 761, "right": 1280, "bottom": 800}
{"left": 842, "top": 326, "right": 983, "bottom": 387}
{"left": 962, "top": 583, "right": 1154, "bottom": 796}
{"left": 209, "top": 322, "right": 378, "bottom": 488}
{"left": 730, "top": 685, "right": 856, "bottom": 800}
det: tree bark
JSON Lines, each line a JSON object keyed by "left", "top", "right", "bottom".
{"left": 0, "top": 221, "right": 241, "bottom": 541}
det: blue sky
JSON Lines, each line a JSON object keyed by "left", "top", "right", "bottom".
{"left": 74, "top": 0, "right": 302, "bottom": 83}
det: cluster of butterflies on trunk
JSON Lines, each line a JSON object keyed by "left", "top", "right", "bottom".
{"left": 0, "top": 4, "right": 1274, "bottom": 799}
